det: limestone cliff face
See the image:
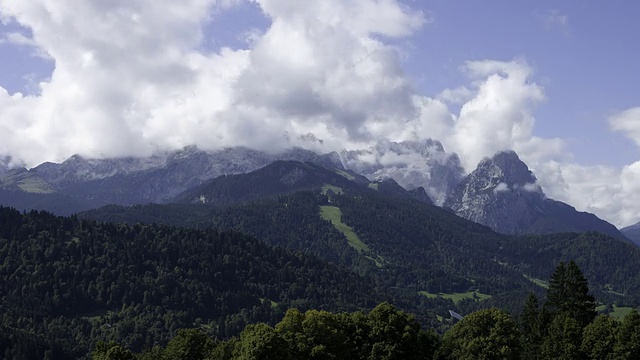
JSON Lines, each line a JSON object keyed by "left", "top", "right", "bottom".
{"left": 341, "top": 139, "right": 465, "bottom": 205}
{"left": 444, "top": 151, "right": 629, "bottom": 242}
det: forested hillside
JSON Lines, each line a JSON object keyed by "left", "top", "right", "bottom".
{"left": 0, "top": 206, "right": 399, "bottom": 359}
{"left": 84, "top": 190, "right": 640, "bottom": 308}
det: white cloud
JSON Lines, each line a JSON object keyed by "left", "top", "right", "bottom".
{"left": 0, "top": 0, "right": 428, "bottom": 165}
{"left": 609, "top": 107, "right": 640, "bottom": 147}
{"left": 539, "top": 9, "right": 570, "bottom": 35}
{"left": 494, "top": 182, "right": 509, "bottom": 194}
{"left": 446, "top": 59, "right": 548, "bottom": 171}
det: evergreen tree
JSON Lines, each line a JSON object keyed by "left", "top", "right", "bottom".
{"left": 520, "top": 293, "right": 544, "bottom": 360}
{"left": 545, "top": 260, "right": 596, "bottom": 328}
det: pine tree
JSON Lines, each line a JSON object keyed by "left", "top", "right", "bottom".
{"left": 544, "top": 260, "right": 596, "bottom": 328}
{"left": 520, "top": 293, "right": 544, "bottom": 359}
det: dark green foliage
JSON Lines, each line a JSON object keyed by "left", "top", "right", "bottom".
{"left": 117, "top": 303, "right": 438, "bottom": 360}
{"left": 540, "top": 313, "right": 583, "bottom": 360}
{"left": 438, "top": 308, "right": 521, "bottom": 360}
{"left": 235, "top": 323, "right": 290, "bottom": 360}
{"left": 173, "top": 161, "right": 369, "bottom": 206}
{"left": 520, "top": 293, "right": 545, "bottom": 359}
{"left": 614, "top": 309, "right": 640, "bottom": 359}
{"left": 545, "top": 260, "right": 597, "bottom": 328}
{"left": 162, "top": 329, "right": 215, "bottom": 360}
{"left": 0, "top": 206, "right": 387, "bottom": 358}
{"left": 92, "top": 342, "right": 136, "bottom": 360}
{"left": 84, "top": 187, "right": 640, "bottom": 311}
{"left": 581, "top": 315, "right": 618, "bottom": 360}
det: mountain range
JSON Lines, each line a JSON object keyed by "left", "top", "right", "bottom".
{"left": 0, "top": 141, "right": 633, "bottom": 243}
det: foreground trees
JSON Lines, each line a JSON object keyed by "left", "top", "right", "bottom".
{"left": 93, "top": 302, "right": 439, "bottom": 360}
{"left": 92, "top": 261, "right": 640, "bottom": 360}
{"left": 438, "top": 308, "right": 521, "bottom": 359}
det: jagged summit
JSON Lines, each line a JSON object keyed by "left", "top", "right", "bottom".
{"left": 476, "top": 150, "right": 538, "bottom": 187}
{"left": 445, "top": 150, "right": 628, "bottom": 241}
{"left": 341, "top": 139, "right": 465, "bottom": 205}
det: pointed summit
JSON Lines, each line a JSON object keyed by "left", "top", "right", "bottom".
{"left": 444, "top": 150, "right": 628, "bottom": 241}
{"left": 475, "top": 150, "right": 538, "bottom": 188}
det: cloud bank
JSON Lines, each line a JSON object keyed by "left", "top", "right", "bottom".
{"left": 0, "top": 0, "right": 639, "bottom": 227}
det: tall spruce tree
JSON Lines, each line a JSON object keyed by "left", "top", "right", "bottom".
{"left": 520, "top": 293, "right": 544, "bottom": 359}
{"left": 544, "top": 260, "right": 596, "bottom": 328}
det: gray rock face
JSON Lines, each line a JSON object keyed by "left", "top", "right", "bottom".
{"left": 444, "top": 151, "right": 629, "bottom": 241}
{"left": 444, "top": 151, "right": 543, "bottom": 234}
{"left": 340, "top": 139, "right": 465, "bottom": 205}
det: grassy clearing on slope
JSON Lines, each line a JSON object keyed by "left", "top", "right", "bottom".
{"left": 605, "top": 284, "right": 625, "bottom": 297}
{"left": 596, "top": 305, "right": 637, "bottom": 320}
{"left": 321, "top": 184, "right": 343, "bottom": 195}
{"left": 334, "top": 169, "right": 355, "bottom": 180}
{"left": 0, "top": 174, "right": 55, "bottom": 194}
{"left": 524, "top": 275, "right": 549, "bottom": 289}
{"left": 419, "top": 290, "right": 492, "bottom": 304}
{"left": 320, "top": 206, "right": 370, "bottom": 253}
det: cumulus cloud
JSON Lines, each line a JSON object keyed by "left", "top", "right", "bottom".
{"left": 609, "top": 107, "right": 640, "bottom": 147}
{"left": 0, "top": 0, "right": 428, "bottom": 165}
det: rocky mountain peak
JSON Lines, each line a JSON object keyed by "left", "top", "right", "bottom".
{"left": 475, "top": 150, "right": 537, "bottom": 188}
{"left": 444, "top": 150, "right": 627, "bottom": 240}
{"left": 341, "top": 139, "right": 465, "bottom": 205}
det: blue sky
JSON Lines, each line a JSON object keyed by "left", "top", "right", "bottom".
{"left": 0, "top": 0, "right": 639, "bottom": 226}
{"left": 404, "top": 1, "right": 640, "bottom": 167}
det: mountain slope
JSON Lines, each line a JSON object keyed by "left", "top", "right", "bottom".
{"left": 621, "top": 222, "right": 640, "bottom": 246}
{"left": 84, "top": 184, "right": 640, "bottom": 309}
{"left": 174, "top": 160, "right": 366, "bottom": 206}
{"left": 444, "top": 151, "right": 629, "bottom": 242}
{"left": 173, "top": 160, "right": 432, "bottom": 206}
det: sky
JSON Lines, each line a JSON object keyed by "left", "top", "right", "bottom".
{"left": 0, "top": 0, "right": 639, "bottom": 227}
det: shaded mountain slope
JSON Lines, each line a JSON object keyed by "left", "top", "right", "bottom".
{"left": 621, "top": 222, "right": 640, "bottom": 246}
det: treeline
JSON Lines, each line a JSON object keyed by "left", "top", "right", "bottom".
{"left": 94, "top": 302, "right": 439, "bottom": 360}
{"left": 94, "top": 261, "right": 640, "bottom": 360}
